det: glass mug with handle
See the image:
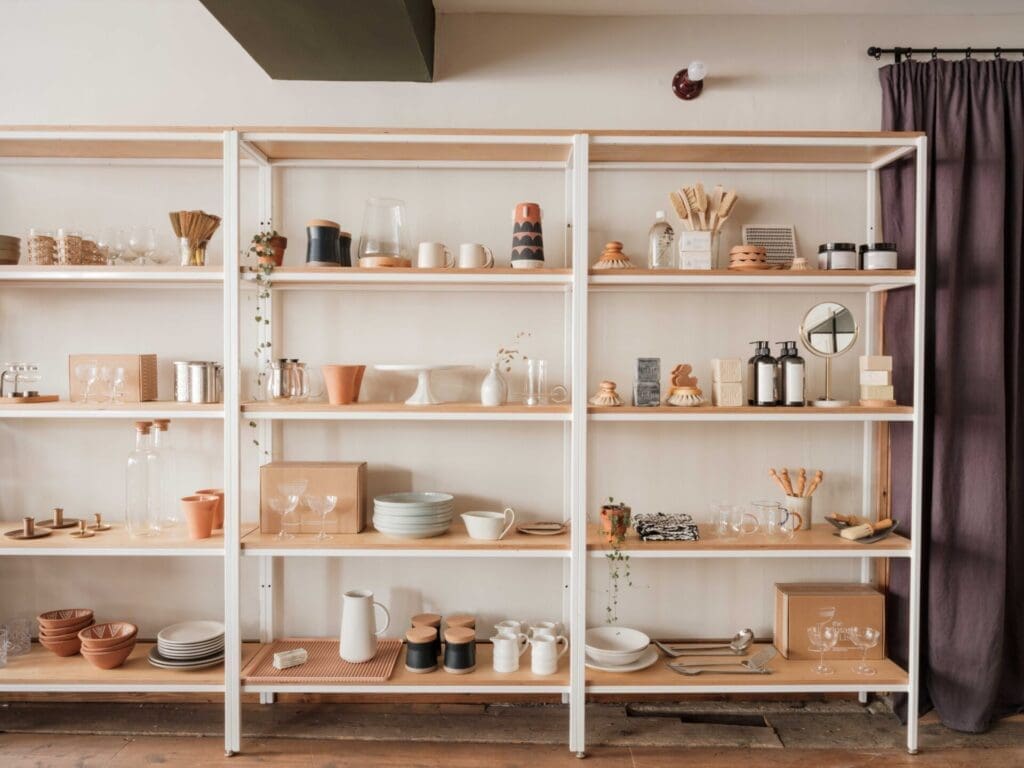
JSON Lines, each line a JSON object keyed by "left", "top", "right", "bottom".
{"left": 525, "top": 359, "right": 568, "bottom": 406}
{"left": 751, "top": 500, "right": 796, "bottom": 539}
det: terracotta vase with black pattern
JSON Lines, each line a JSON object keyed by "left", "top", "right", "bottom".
{"left": 511, "top": 202, "right": 544, "bottom": 269}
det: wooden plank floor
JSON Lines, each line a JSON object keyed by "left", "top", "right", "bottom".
{"left": 2, "top": 734, "right": 1024, "bottom": 768}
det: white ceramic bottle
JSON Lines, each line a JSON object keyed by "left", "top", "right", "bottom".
{"left": 480, "top": 362, "right": 507, "bottom": 407}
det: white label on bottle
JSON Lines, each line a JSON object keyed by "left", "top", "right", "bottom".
{"left": 757, "top": 362, "right": 775, "bottom": 403}
{"left": 785, "top": 365, "right": 805, "bottom": 404}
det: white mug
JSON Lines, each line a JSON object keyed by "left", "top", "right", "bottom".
{"left": 458, "top": 243, "right": 494, "bottom": 269}
{"left": 491, "top": 632, "right": 529, "bottom": 673}
{"left": 528, "top": 621, "right": 562, "bottom": 640}
{"left": 530, "top": 634, "right": 568, "bottom": 675}
{"left": 494, "top": 619, "right": 525, "bottom": 636}
{"left": 461, "top": 508, "right": 515, "bottom": 541}
{"left": 339, "top": 589, "right": 390, "bottom": 663}
{"left": 417, "top": 241, "right": 454, "bottom": 269}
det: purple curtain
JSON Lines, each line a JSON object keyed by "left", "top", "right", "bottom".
{"left": 880, "top": 58, "right": 1024, "bottom": 732}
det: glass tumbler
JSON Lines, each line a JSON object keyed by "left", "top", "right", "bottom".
{"left": 357, "top": 197, "right": 410, "bottom": 263}
{"left": 525, "top": 360, "right": 568, "bottom": 406}
{"left": 3, "top": 617, "right": 31, "bottom": 657}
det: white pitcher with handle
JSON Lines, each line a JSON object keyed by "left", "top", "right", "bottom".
{"left": 340, "top": 589, "right": 390, "bottom": 663}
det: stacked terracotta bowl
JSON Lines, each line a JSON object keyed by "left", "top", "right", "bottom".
{"left": 78, "top": 622, "right": 138, "bottom": 669}
{"left": 37, "top": 608, "right": 95, "bottom": 657}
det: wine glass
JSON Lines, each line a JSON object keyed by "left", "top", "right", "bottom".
{"left": 110, "top": 367, "right": 126, "bottom": 404}
{"left": 305, "top": 494, "right": 338, "bottom": 542}
{"left": 848, "top": 626, "right": 881, "bottom": 676}
{"left": 807, "top": 625, "right": 839, "bottom": 675}
{"left": 74, "top": 361, "right": 99, "bottom": 403}
{"left": 267, "top": 495, "right": 299, "bottom": 540}
{"left": 96, "top": 365, "right": 114, "bottom": 404}
{"left": 127, "top": 225, "right": 156, "bottom": 265}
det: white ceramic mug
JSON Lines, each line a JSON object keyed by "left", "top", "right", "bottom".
{"left": 461, "top": 508, "right": 515, "bottom": 540}
{"left": 528, "top": 621, "right": 562, "bottom": 640}
{"left": 491, "top": 632, "right": 529, "bottom": 673}
{"left": 494, "top": 619, "right": 525, "bottom": 636}
{"left": 417, "top": 241, "right": 454, "bottom": 269}
{"left": 458, "top": 243, "right": 494, "bottom": 269}
{"left": 530, "top": 634, "right": 568, "bottom": 675}
{"left": 339, "top": 589, "right": 391, "bottom": 663}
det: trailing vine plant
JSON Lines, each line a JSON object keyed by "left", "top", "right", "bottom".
{"left": 602, "top": 497, "right": 632, "bottom": 624}
{"left": 247, "top": 221, "right": 278, "bottom": 459}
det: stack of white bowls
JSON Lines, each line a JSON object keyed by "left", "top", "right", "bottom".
{"left": 373, "top": 492, "right": 455, "bottom": 539}
{"left": 584, "top": 626, "right": 652, "bottom": 671}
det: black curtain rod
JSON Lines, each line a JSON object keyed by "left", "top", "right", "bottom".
{"left": 867, "top": 46, "right": 1024, "bottom": 63}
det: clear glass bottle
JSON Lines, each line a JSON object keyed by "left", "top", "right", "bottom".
{"left": 648, "top": 210, "right": 675, "bottom": 270}
{"left": 125, "top": 421, "right": 159, "bottom": 537}
{"left": 151, "top": 419, "right": 179, "bottom": 528}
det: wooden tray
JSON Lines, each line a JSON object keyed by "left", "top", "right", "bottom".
{"left": 0, "top": 395, "right": 59, "bottom": 404}
{"left": 241, "top": 637, "right": 402, "bottom": 684}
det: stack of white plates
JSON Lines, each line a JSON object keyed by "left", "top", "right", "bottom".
{"left": 148, "top": 620, "right": 225, "bottom": 670}
{"left": 373, "top": 492, "right": 455, "bottom": 539}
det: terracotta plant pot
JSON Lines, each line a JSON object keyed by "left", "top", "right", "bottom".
{"left": 37, "top": 608, "right": 94, "bottom": 631}
{"left": 194, "top": 488, "right": 225, "bottom": 529}
{"left": 79, "top": 622, "right": 138, "bottom": 650}
{"left": 599, "top": 505, "right": 631, "bottom": 544}
{"left": 81, "top": 642, "right": 136, "bottom": 670}
{"left": 321, "top": 365, "right": 366, "bottom": 405}
{"left": 269, "top": 235, "right": 287, "bottom": 267}
{"left": 181, "top": 494, "right": 218, "bottom": 540}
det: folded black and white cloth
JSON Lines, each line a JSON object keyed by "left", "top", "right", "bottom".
{"left": 632, "top": 512, "right": 700, "bottom": 542}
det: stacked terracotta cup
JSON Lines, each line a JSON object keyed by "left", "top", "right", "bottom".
{"left": 37, "top": 608, "right": 95, "bottom": 657}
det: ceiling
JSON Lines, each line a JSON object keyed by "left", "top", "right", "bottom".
{"left": 435, "top": 0, "right": 1023, "bottom": 14}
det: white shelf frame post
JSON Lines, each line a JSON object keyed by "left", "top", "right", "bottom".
{"left": 222, "top": 129, "right": 243, "bottom": 756}
{"left": 568, "top": 133, "right": 589, "bottom": 757}
{"left": 907, "top": 135, "right": 928, "bottom": 755}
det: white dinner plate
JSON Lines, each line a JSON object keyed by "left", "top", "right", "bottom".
{"left": 584, "top": 646, "right": 660, "bottom": 673}
{"left": 157, "top": 620, "right": 225, "bottom": 646}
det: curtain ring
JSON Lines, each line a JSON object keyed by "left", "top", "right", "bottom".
{"left": 995, "top": 47, "right": 1002, "bottom": 59}
{"left": 965, "top": 47, "right": 972, "bottom": 59}
{"left": 931, "top": 48, "right": 938, "bottom": 60}
{"left": 874, "top": 48, "right": 881, "bottom": 61}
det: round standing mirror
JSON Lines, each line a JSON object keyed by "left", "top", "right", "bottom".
{"left": 799, "top": 302, "right": 859, "bottom": 407}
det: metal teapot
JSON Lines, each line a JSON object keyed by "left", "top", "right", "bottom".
{"left": 261, "top": 358, "right": 320, "bottom": 403}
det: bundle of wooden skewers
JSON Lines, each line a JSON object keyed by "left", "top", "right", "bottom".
{"left": 169, "top": 210, "right": 222, "bottom": 267}
{"left": 768, "top": 467, "right": 822, "bottom": 499}
{"left": 668, "top": 182, "right": 737, "bottom": 233}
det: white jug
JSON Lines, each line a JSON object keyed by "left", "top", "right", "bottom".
{"left": 491, "top": 632, "right": 529, "bottom": 673}
{"left": 339, "top": 589, "right": 390, "bottom": 663}
{"left": 530, "top": 634, "right": 568, "bottom": 676}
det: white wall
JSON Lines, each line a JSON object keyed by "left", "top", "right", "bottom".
{"left": 1, "top": 2, "right": 1018, "bottom": 643}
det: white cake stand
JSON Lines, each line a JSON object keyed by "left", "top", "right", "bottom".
{"left": 373, "top": 364, "right": 467, "bottom": 405}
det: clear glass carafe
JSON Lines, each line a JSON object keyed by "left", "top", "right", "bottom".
{"left": 125, "top": 421, "right": 160, "bottom": 537}
{"left": 151, "top": 419, "right": 179, "bottom": 529}
{"left": 357, "top": 197, "right": 410, "bottom": 263}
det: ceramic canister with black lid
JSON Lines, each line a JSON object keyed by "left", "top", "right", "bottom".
{"left": 817, "top": 242, "right": 859, "bottom": 270}
{"left": 306, "top": 219, "right": 351, "bottom": 266}
{"left": 860, "top": 242, "right": 898, "bottom": 270}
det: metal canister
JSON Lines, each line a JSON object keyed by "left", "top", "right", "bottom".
{"left": 173, "top": 361, "right": 191, "bottom": 402}
{"left": 187, "top": 362, "right": 222, "bottom": 404}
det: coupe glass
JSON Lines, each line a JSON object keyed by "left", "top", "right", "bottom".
{"left": 305, "top": 494, "right": 338, "bottom": 542}
{"left": 127, "top": 225, "right": 156, "bottom": 265}
{"left": 267, "top": 495, "right": 299, "bottom": 540}
{"left": 74, "top": 360, "right": 99, "bottom": 403}
{"left": 807, "top": 625, "right": 839, "bottom": 675}
{"left": 848, "top": 626, "right": 881, "bottom": 675}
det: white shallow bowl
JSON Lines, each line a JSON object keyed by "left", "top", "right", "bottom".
{"left": 373, "top": 508, "right": 454, "bottom": 520}
{"left": 373, "top": 520, "right": 453, "bottom": 533}
{"left": 584, "top": 626, "right": 651, "bottom": 666}
{"left": 374, "top": 492, "right": 454, "bottom": 507}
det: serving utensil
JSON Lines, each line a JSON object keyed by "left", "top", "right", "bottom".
{"left": 667, "top": 646, "right": 776, "bottom": 676}
{"left": 654, "top": 628, "right": 755, "bottom": 657}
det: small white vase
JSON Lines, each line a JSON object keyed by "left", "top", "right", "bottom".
{"left": 481, "top": 363, "right": 507, "bottom": 407}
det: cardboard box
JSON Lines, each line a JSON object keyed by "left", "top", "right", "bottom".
{"left": 68, "top": 354, "right": 157, "bottom": 402}
{"left": 260, "top": 462, "right": 366, "bottom": 534}
{"left": 859, "top": 369, "right": 892, "bottom": 386}
{"left": 860, "top": 384, "right": 895, "bottom": 400}
{"left": 712, "top": 381, "right": 744, "bottom": 407}
{"left": 774, "top": 582, "right": 885, "bottom": 660}
{"left": 859, "top": 355, "right": 893, "bottom": 371}
{"left": 711, "top": 358, "right": 743, "bottom": 383}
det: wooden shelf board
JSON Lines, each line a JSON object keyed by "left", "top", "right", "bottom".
{"left": 241, "top": 526, "right": 568, "bottom": 557}
{"left": 0, "top": 401, "right": 224, "bottom": 420}
{"left": 0, "top": 643, "right": 259, "bottom": 691}
{"left": 589, "top": 141, "right": 917, "bottom": 166}
{"left": 245, "top": 266, "right": 572, "bottom": 290}
{"left": 243, "top": 138, "right": 572, "bottom": 164}
{"left": 0, "top": 524, "right": 256, "bottom": 557}
{"left": 587, "top": 524, "right": 910, "bottom": 559}
{"left": 0, "top": 265, "right": 223, "bottom": 285}
{"left": 241, "top": 642, "right": 568, "bottom": 691}
{"left": 588, "top": 405, "right": 913, "bottom": 422}
{"left": 589, "top": 269, "right": 915, "bottom": 289}
{"left": 585, "top": 644, "right": 908, "bottom": 691}
{"left": 241, "top": 402, "right": 570, "bottom": 421}
{"left": 0, "top": 130, "right": 224, "bottom": 160}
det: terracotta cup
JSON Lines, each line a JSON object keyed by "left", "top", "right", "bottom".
{"left": 181, "top": 495, "right": 218, "bottom": 540}
{"left": 194, "top": 488, "right": 225, "bottom": 529}
{"left": 322, "top": 365, "right": 366, "bottom": 405}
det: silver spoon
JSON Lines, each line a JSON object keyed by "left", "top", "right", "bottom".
{"left": 654, "top": 628, "right": 755, "bottom": 657}
{"left": 667, "top": 646, "right": 777, "bottom": 676}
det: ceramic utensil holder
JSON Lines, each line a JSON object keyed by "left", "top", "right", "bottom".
{"left": 785, "top": 495, "right": 812, "bottom": 531}
{"left": 405, "top": 627, "right": 439, "bottom": 673}
{"left": 443, "top": 627, "right": 476, "bottom": 674}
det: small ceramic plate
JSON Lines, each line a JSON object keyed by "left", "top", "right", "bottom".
{"left": 584, "top": 645, "right": 660, "bottom": 673}
{"left": 157, "top": 620, "right": 225, "bottom": 646}
{"left": 517, "top": 522, "right": 568, "bottom": 536}
{"left": 148, "top": 646, "right": 225, "bottom": 669}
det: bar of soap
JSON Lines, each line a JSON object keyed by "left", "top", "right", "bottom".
{"left": 711, "top": 358, "right": 743, "bottom": 383}
{"left": 859, "top": 369, "right": 892, "bottom": 386}
{"left": 712, "top": 381, "right": 744, "bottom": 407}
{"left": 859, "top": 355, "right": 893, "bottom": 371}
{"left": 860, "top": 384, "right": 895, "bottom": 400}
{"left": 273, "top": 648, "right": 308, "bottom": 670}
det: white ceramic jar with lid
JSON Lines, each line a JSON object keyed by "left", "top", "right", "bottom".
{"left": 860, "top": 242, "right": 899, "bottom": 270}
{"left": 817, "top": 242, "right": 859, "bottom": 270}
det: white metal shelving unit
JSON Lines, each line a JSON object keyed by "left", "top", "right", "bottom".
{"left": 0, "top": 127, "right": 925, "bottom": 759}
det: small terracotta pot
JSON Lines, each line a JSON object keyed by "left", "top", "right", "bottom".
{"left": 321, "top": 365, "right": 366, "bottom": 405}
{"left": 194, "top": 488, "right": 224, "bottom": 529}
{"left": 181, "top": 495, "right": 218, "bottom": 540}
{"left": 269, "top": 235, "right": 287, "bottom": 267}
{"left": 599, "top": 505, "right": 631, "bottom": 544}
